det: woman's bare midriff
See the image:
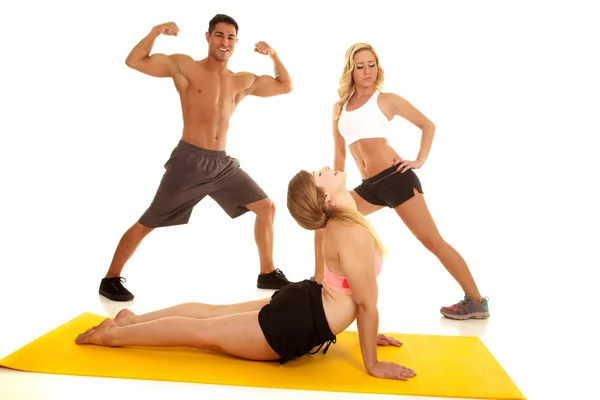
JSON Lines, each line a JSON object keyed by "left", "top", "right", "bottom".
{"left": 348, "top": 138, "right": 400, "bottom": 179}
{"left": 320, "top": 283, "right": 359, "bottom": 336}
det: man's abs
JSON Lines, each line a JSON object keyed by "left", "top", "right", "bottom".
{"left": 180, "top": 100, "right": 233, "bottom": 150}
{"left": 174, "top": 61, "right": 249, "bottom": 151}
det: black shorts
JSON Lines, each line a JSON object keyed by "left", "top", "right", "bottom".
{"left": 354, "top": 165, "right": 424, "bottom": 208}
{"left": 138, "top": 140, "right": 268, "bottom": 228}
{"left": 258, "top": 280, "right": 336, "bottom": 364}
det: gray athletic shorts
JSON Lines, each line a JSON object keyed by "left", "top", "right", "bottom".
{"left": 138, "top": 140, "right": 268, "bottom": 228}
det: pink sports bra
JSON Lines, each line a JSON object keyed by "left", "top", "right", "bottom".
{"left": 323, "top": 252, "right": 383, "bottom": 295}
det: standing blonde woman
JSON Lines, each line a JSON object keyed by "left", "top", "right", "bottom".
{"left": 312, "top": 43, "right": 489, "bottom": 320}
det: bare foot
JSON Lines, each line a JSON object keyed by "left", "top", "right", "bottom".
{"left": 75, "top": 318, "right": 117, "bottom": 346}
{"left": 114, "top": 308, "right": 136, "bottom": 327}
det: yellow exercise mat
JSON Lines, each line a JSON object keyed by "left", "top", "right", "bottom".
{"left": 0, "top": 313, "right": 525, "bottom": 399}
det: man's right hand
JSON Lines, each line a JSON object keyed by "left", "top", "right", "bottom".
{"left": 368, "top": 361, "right": 416, "bottom": 381}
{"left": 153, "top": 22, "right": 179, "bottom": 36}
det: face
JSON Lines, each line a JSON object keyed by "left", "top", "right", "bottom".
{"left": 352, "top": 49, "right": 378, "bottom": 88}
{"left": 206, "top": 22, "right": 238, "bottom": 62}
{"left": 312, "top": 166, "right": 346, "bottom": 193}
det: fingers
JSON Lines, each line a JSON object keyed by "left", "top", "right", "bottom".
{"left": 394, "top": 159, "right": 409, "bottom": 172}
{"left": 158, "top": 22, "right": 179, "bottom": 36}
{"left": 377, "top": 335, "right": 402, "bottom": 347}
{"left": 254, "top": 41, "right": 271, "bottom": 55}
{"left": 164, "top": 27, "right": 179, "bottom": 35}
{"left": 398, "top": 162, "right": 412, "bottom": 173}
{"left": 394, "top": 365, "right": 417, "bottom": 380}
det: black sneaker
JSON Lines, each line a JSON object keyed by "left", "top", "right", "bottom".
{"left": 99, "top": 277, "right": 134, "bottom": 301}
{"left": 257, "top": 268, "right": 291, "bottom": 289}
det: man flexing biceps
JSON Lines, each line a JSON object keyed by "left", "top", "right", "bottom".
{"left": 100, "top": 14, "right": 293, "bottom": 302}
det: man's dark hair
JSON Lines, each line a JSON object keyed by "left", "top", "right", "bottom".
{"left": 208, "top": 14, "right": 239, "bottom": 35}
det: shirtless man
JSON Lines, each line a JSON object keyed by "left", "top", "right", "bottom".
{"left": 99, "top": 14, "right": 294, "bottom": 302}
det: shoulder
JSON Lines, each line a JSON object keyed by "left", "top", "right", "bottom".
{"left": 234, "top": 71, "right": 254, "bottom": 78}
{"left": 325, "top": 220, "right": 376, "bottom": 273}
{"left": 378, "top": 91, "right": 406, "bottom": 104}
{"left": 170, "top": 53, "right": 195, "bottom": 63}
{"left": 332, "top": 102, "right": 339, "bottom": 115}
{"left": 233, "top": 71, "right": 260, "bottom": 89}
{"left": 378, "top": 91, "right": 409, "bottom": 113}
{"left": 332, "top": 99, "right": 346, "bottom": 117}
{"left": 327, "top": 219, "right": 373, "bottom": 248}
{"left": 235, "top": 71, "right": 258, "bottom": 81}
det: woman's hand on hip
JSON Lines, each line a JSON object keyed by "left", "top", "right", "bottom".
{"left": 393, "top": 156, "right": 423, "bottom": 173}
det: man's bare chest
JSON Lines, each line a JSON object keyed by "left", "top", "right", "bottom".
{"left": 182, "top": 71, "right": 247, "bottom": 105}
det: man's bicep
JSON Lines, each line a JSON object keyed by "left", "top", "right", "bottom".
{"left": 248, "top": 75, "right": 290, "bottom": 97}
{"left": 129, "top": 54, "right": 181, "bottom": 78}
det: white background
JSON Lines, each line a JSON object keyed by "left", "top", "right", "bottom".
{"left": 1, "top": 0, "right": 599, "bottom": 399}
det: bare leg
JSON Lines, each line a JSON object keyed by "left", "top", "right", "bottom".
{"left": 75, "top": 311, "right": 280, "bottom": 361}
{"left": 395, "top": 189, "right": 483, "bottom": 302}
{"left": 105, "top": 222, "right": 154, "bottom": 278}
{"left": 114, "top": 298, "right": 271, "bottom": 326}
{"left": 313, "top": 190, "right": 383, "bottom": 282}
{"left": 245, "top": 198, "right": 276, "bottom": 274}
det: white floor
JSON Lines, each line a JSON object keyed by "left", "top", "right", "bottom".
{"left": 1, "top": 196, "right": 598, "bottom": 400}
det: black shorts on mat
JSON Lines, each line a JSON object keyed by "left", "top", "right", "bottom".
{"left": 258, "top": 280, "right": 337, "bottom": 364}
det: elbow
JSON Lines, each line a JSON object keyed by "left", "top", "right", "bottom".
{"left": 125, "top": 55, "right": 147, "bottom": 70}
{"left": 125, "top": 57, "right": 136, "bottom": 69}
{"left": 358, "top": 302, "right": 378, "bottom": 315}
{"left": 424, "top": 119, "right": 435, "bottom": 132}
{"left": 283, "top": 82, "right": 293, "bottom": 94}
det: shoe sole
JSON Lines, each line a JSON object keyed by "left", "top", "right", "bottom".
{"left": 99, "top": 290, "right": 134, "bottom": 302}
{"left": 441, "top": 311, "right": 490, "bottom": 320}
{"left": 257, "top": 283, "right": 290, "bottom": 290}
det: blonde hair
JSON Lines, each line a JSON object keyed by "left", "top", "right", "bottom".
{"left": 287, "top": 170, "right": 385, "bottom": 255}
{"left": 333, "top": 43, "right": 385, "bottom": 121}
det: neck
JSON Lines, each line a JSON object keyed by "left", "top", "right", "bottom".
{"left": 333, "top": 190, "right": 357, "bottom": 211}
{"left": 205, "top": 55, "right": 229, "bottom": 73}
{"left": 353, "top": 85, "right": 377, "bottom": 98}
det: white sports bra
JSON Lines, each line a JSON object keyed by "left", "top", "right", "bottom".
{"left": 337, "top": 90, "right": 389, "bottom": 146}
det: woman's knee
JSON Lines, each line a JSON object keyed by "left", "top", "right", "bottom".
{"left": 418, "top": 234, "right": 446, "bottom": 254}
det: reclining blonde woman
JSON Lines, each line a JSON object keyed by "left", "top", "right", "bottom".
{"left": 75, "top": 166, "right": 416, "bottom": 381}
